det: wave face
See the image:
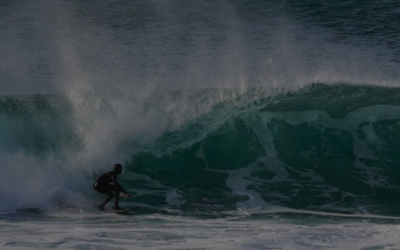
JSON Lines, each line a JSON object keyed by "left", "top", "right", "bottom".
{"left": 128, "top": 84, "right": 400, "bottom": 216}
{"left": 2, "top": 84, "right": 400, "bottom": 216}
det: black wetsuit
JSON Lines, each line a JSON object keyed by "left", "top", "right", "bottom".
{"left": 93, "top": 170, "right": 127, "bottom": 208}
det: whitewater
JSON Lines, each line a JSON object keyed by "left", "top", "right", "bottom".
{"left": 1, "top": 0, "right": 400, "bottom": 249}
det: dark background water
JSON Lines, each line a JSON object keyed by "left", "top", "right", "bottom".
{"left": 1, "top": 0, "right": 399, "bottom": 95}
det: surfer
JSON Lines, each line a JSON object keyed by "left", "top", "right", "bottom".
{"left": 93, "top": 163, "right": 133, "bottom": 210}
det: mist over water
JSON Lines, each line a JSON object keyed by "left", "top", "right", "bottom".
{"left": 1, "top": 0, "right": 400, "bottom": 215}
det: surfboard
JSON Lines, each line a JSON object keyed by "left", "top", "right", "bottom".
{"left": 103, "top": 206, "right": 139, "bottom": 214}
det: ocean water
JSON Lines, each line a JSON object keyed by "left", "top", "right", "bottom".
{"left": 1, "top": 0, "right": 400, "bottom": 249}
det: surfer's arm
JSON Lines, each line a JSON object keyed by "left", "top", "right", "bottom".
{"left": 120, "top": 192, "right": 134, "bottom": 198}
{"left": 111, "top": 172, "right": 133, "bottom": 198}
{"left": 111, "top": 175, "right": 127, "bottom": 193}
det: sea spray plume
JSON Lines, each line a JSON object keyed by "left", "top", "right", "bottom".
{"left": 0, "top": 1, "right": 117, "bottom": 211}
{"left": 0, "top": 152, "right": 87, "bottom": 211}
{"left": 48, "top": 0, "right": 267, "bottom": 162}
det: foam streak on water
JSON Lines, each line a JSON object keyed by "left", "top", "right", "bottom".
{"left": 1, "top": 212, "right": 400, "bottom": 250}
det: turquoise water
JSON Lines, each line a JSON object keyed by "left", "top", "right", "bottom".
{"left": 1, "top": 0, "right": 400, "bottom": 249}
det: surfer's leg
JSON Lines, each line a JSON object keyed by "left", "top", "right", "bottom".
{"left": 113, "top": 186, "right": 122, "bottom": 210}
{"left": 99, "top": 196, "right": 113, "bottom": 210}
{"left": 95, "top": 185, "right": 115, "bottom": 209}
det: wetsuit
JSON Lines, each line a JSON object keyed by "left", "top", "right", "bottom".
{"left": 93, "top": 170, "right": 127, "bottom": 208}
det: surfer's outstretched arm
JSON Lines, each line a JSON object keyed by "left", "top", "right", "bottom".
{"left": 120, "top": 192, "right": 134, "bottom": 198}
{"left": 110, "top": 174, "right": 133, "bottom": 198}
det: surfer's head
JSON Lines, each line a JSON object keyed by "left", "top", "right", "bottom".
{"left": 113, "top": 164, "right": 123, "bottom": 174}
